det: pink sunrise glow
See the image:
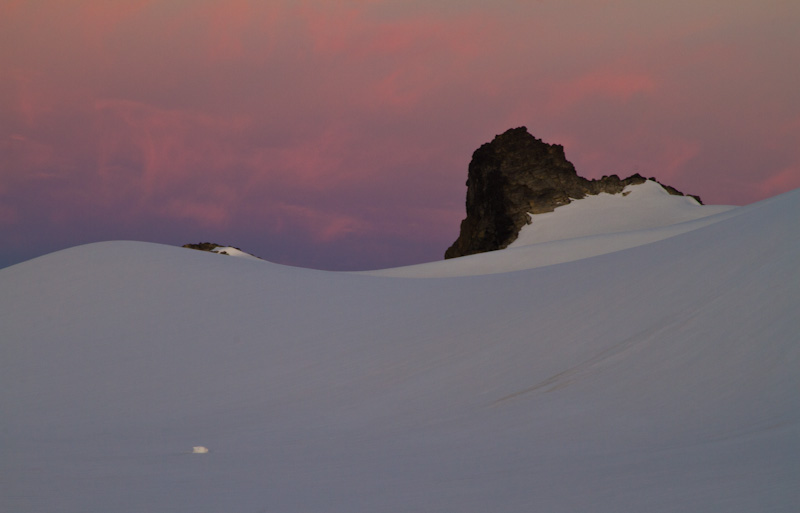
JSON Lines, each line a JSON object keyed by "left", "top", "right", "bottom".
{"left": 1, "top": 0, "right": 799, "bottom": 270}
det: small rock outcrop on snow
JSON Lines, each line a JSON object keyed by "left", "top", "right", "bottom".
{"left": 445, "top": 127, "right": 702, "bottom": 259}
{"left": 182, "top": 242, "right": 262, "bottom": 260}
{"left": 183, "top": 242, "right": 224, "bottom": 252}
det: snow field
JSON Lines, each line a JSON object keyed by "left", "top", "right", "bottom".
{"left": 1, "top": 185, "right": 798, "bottom": 512}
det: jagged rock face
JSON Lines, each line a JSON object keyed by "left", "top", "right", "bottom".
{"left": 182, "top": 242, "right": 225, "bottom": 252}
{"left": 182, "top": 242, "right": 262, "bottom": 259}
{"left": 445, "top": 127, "right": 701, "bottom": 259}
{"left": 445, "top": 127, "right": 584, "bottom": 259}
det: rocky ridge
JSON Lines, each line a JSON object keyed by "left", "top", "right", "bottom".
{"left": 182, "top": 242, "right": 262, "bottom": 259}
{"left": 182, "top": 242, "right": 228, "bottom": 253}
{"left": 445, "top": 127, "right": 702, "bottom": 259}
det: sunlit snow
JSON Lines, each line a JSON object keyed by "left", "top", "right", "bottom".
{"left": 210, "top": 246, "right": 262, "bottom": 260}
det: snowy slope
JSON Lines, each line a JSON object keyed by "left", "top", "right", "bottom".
{"left": 209, "top": 245, "right": 263, "bottom": 260}
{"left": 364, "top": 180, "right": 736, "bottom": 277}
{"left": 511, "top": 180, "right": 732, "bottom": 246}
{"left": 1, "top": 188, "right": 799, "bottom": 513}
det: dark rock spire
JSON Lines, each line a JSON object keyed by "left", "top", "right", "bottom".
{"left": 445, "top": 127, "right": 701, "bottom": 259}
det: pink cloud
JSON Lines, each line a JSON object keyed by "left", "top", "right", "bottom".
{"left": 657, "top": 139, "right": 702, "bottom": 182}
{"left": 1, "top": 134, "right": 59, "bottom": 175}
{"left": 550, "top": 72, "right": 657, "bottom": 113}
{"left": 6, "top": 69, "right": 57, "bottom": 127}
{"left": 200, "top": 0, "right": 252, "bottom": 61}
{"left": 86, "top": 97, "right": 423, "bottom": 242}
{"left": 275, "top": 204, "right": 369, "bottom": 243}
{"left": 93, "top": 98, "right": 250, "bottom": 198}
{"left": 291, "top": 4, "right": 498, "bottom": 111}
{"left": 251, "top": 127, "right": 357, "bottom": 187}
{"left": 299, "top": 2, "right": 367, "bottom": 55}
{"left": 0, "top": 0, "right": 24, "bottom": 16}
{"left": 196, "top": 1, "right": 284, "bottom": 62}
{"left": 74, "top": 0, "right": 156, "bottom": 47}
{"left": 158, "top": 199, "right": 231, "bottom": 228}
{"left": 758, "top": 165, "right": 800, "bottom": 199}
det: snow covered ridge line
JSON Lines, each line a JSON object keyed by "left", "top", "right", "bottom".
{"left": 181, "top": 242, "right": 264, "bottom": 261}
{"left": 362, "top": 180, "right": 737, "bottom": 278}
{"left": 509, "top": 180, "right": 734, "bottom": 248}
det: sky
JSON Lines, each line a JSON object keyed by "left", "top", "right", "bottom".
{"left": 2, "top": 0, "right": 799, "bottom": 271}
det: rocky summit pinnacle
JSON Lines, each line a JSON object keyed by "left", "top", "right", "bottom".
{"left": 444, "top": 127, "right": 702, "bottom": 259}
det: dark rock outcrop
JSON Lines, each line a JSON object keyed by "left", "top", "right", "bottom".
{"left": 182, "top": 242, "right": 225, "bottom": 253}
{"left": 445, "top": 127, "right": 702, "bottom": 259}
{"left": 182, "top": 242, "right": 263, "bottom": 259}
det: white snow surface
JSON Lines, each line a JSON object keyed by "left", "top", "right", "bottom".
{"left": 210, "top": 245, "right": 262, "bottom": 260}
{"left": 511, "top": 180, "right": 732, "bottom": 246}
{"left": 364, "top": 181, "right": 737, "bottom": 277}
{"left": 1, "top": 185, "right": 799, "bottom": 513}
